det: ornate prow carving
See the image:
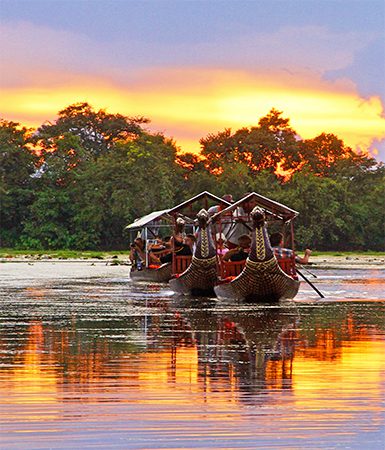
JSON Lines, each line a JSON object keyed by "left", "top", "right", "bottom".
{"left": 169, "top": 208, "right": 218, "bottom": 296}
{"left": 249, "top": 207, "right": 274, "bottom": 263}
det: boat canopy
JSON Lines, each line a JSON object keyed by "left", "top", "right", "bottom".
{"left": 125, "top": 209, "right": 171, "bottom": 231}
{"left": 125, "top": 191, "right": 232, "bottom": 231}
{"left": 211, "top": 192, "right": 299, "bottom": 223}
{"left": 167, "top": 191, "right": 231, "bottom": 219}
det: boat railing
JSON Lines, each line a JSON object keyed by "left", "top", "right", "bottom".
{"left": 174, "top": 255, "right": 192, "bottom": 274}
{"left": 219, "top": 257, "right": 298, "bottom": 280}
{"left": 220, "top": 260, "right": 245, "bottom": 279}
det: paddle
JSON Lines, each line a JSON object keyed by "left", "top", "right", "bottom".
{"left": 296, "top": 268, "right": 325, "bottom": 298}
{"left": 297, "top": 263, "right": 317, "bottom": 278}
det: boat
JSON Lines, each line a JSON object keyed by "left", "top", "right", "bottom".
{"left": 210, "top": 192, "right": 300, "bottom": 302}
{"left": 214, "top": 204, "right": 300, "bottom": 302}
{"left": 130, "top": 261, "right": 173, "bottom": 283}
{"left": 128, "top": 190, "right": 302, "bottom": 300}
{"left": 169, "top": 208, "right": 218, "bottom": 296}
{"left": 126, "top": 192, "right": 231, "bottom": 283}
{"left": 126, "top": 209, "right": 174, "bottom": 282}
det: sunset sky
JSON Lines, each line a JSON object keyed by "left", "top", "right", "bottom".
{"left": 1, "top": 0, "right": 384, "bottom": 159}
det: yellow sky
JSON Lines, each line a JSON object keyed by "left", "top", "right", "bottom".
{"left": 1, "top": 68, "right": 384, "bottom": 155}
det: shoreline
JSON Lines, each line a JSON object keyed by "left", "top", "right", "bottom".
{"left": 1, "top": 254, "right": 384, "bottom": 270}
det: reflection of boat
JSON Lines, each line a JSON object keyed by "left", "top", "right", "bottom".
{"left": 170, "top": 209, "right": 218, "bottom": 296}
{"left": 126, "top": 192, "right": 230, "bottom": 283}
{"left": 215, "top": 206, "right": 300, "bottom": 302}
{"left": 182, "top": 306, "right": 298, "bottom": 397}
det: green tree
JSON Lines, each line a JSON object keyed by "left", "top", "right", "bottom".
{"left": 35, "top": 102, "right": 148, "bottom": 161}
{"left": 38, "top": 133, "right": 87, "bottom": 186}
{"left": 216, "top": 161, "right": 253, "bottom": 199}
{"left": 0, "top": 120, "right": 37, "bottom": 246}
{"left": 19, "top": 188, "right": 75, "bottom": 249}
{"left": 278, "top": 170, "right": 359, "bottom": 250}
{"left": 176, "top": 152, "right": 217, "bottom": 199}
{"left": 347, "top": 163, "right": 385, "bottom": 250}
{"left": 71, "top": 132, "right": 182, "bottom": 249}
{"left": 298, "top": 133, "right": 373, "bottom": 177}
{"left": 200, "top": 109, "right": 300, "bottom": 174}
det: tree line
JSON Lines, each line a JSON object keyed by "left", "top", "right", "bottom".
{"left": 1, "top": 103, "right": 383, "bottom": 251}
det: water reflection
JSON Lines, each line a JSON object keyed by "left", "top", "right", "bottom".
{"left": 0, "top": 272, "right": 384, "bottom": 448}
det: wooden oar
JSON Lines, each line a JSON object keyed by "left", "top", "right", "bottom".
{"left": 296, "top": 268, "right": 325, "bottom": 298}
{"left": 297, "top": 263, "right": 317, "bottom": 278}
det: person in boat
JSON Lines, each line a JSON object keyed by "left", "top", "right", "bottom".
{"left": 208, "top": 194, "right": 234, "bottom": 242}
{"left": 225, "top": 194, "right": 258, "bottom": 249}
{"left": 129, "top": 237, "right": 146, "bottom": 269}
{"left": 147, "top": 236, "right": 164, "bottom": 251}
{"left": 147, "top": 235, "right": 172, "bottom": 264}
{"left": 222, "top": 234, "right": 251, "bottom": 262}
{"left": 270, "top": 232, "right": 312, "bottom": 264}
{"left": 216, "top": 232, "right": 228, "bottom": 257}
{"left": 184, "top": 234, "right": 196, "bottom": 254}
{"left": 207, "top": 194, "right": 234, "bottom": 215}
{"left": 157, "top": 234, "right": 195, "bottom": 264}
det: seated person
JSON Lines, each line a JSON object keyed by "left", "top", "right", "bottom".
{"left": 159, "top": 234, "right": 195, "bottom": 264}
{"left": 148, "top": 236, "right": 171, "bottom": 254}
{"left": 183, "top": 234, "right": 196, "bottom": 254}
{"left": 147, "top": 236, "right": 164, "bottom": 251}
{"left": 148, "top": 236, "right": 171, "bottom": 264}
{"left": 223, "top": 234, "right": 251, "bottom": 262}
{"left": 129, "top": 237, "right": 146, "bottom": 269}
{"left": 270, "top": 232, "right": 312, "bottom": 264}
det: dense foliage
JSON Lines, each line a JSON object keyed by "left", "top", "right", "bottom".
{"left": 1, "top": 104, "right": 384, "bottom": 250}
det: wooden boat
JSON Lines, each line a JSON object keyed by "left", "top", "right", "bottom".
{"left": 214, "top": 206, "right": 300, "bottom": 302}
{"left": 169, "top": 209, "right": 218, "bottom": 296}
{"left": 126, "top": 192, "right": 231, "bottom": 283}
{"left": 129, "top": 217, "right": 192, "bottom": 283}
{"left": 130, "top": 262, "right": 173, "bottom": 282}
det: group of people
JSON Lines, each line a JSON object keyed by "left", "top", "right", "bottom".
{"left": 129, "top": 233, "right": 196, "bottom": 270}
{"left": 217, "top": 231, "right": 311, "bottom": 264}
{"left": 130, "top": 192, "right": 311, "bottom": 269}
{"left": 212, "top": 193, "right": 311, "bottom": 264}
{"left": 130, "top": 230, "right": 311, "bottom": 269}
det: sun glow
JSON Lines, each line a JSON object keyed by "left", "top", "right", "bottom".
{"left": 1, "top": 67, "right": 384, "bottom": 156}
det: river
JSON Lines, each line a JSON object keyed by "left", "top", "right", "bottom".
{"left": 0, "top": 262, "right": 384, "bottom": 449}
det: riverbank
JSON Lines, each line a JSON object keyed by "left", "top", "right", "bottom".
{"left": 0, "top": 253, "right": 384, "bottom": 270}
{"left": 309, "top": 254, "right": 385, "bottom": 270}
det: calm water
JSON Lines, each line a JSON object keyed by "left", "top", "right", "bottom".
{"left": 0, "top": 265, "right": 384, "bottom": 449}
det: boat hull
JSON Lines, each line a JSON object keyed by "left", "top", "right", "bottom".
{"left": 169, "top": 256, "right": 218, "bottom": 296}
{"left": 215, "top": 257, "right": 299, "bottom": 302}
{"left": 130, "top": 263, "right": 172, "bottom": 283}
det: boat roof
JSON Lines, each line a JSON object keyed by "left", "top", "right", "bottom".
{"left": 211, "top": 192, "right": 299, "bottom": 222}
{"left": 125, "top": 191, "right": 232, "bottom": 230}
{"left": 125, "top": 209, "right": 171, "bottom": 230}
{"left": 167, "top": 191, "right": 231, "bottom": 217}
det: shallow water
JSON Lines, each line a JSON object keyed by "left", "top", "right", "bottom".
{"left": 0, "top": 265, "right": 384, "bottom": 449}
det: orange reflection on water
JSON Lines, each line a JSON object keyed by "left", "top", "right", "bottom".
{"left": 137, "top": 347, "right": 198, "bottom": 397}
{"left": 2, "top": 322, "right": 59, "bottom": 422}
{"left": 0, "top": 308, "right": 384, "bottom": 433}
{"left": 292, "top": 338, "right": 385, "bottom": 427}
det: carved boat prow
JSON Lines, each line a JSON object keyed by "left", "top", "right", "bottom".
{"left": 214, "top": 207, "right": 300, "bottom": 302}
{"left": 170, "top": 209, "right": 218, "bottom": 296}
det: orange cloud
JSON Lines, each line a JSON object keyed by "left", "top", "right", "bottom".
{"left": 1, "top": 67, "right": 384, "bottom": 156}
